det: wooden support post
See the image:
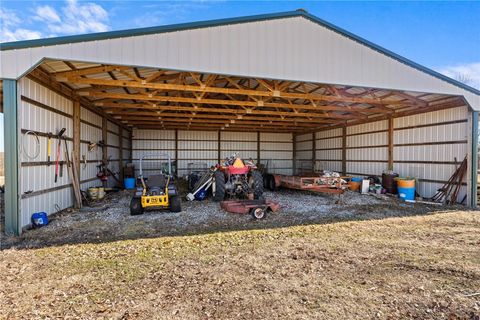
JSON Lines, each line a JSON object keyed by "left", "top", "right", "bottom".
{"left": 292, "top": 133, "right": 297, "bottom": 175}
{"left": 174, "top": 129, "right": 178, "bottom": 177}
{"left": 342, "top": 127, "right": 347, "bottom": 176}
{"left": 388, "top": 117, "right": 394, "bottom": 171}
{"left": 312, "top": 132, "right": 316, "bottom": 173}
{"left": 257, "top": 131, "right": 261, "bottom": 164}
{"left": 73, "top": 100, "right": 80, "bottom": 171}
{"left": 73, "top": 100, "right": 81, "bottom": 206}
{"left": 129, "top": 130, "right": 133, "bottom": 162}
{"left": 102, "top": 117, "right": 108, "bottom": 187}
{"left": 119, "top": 126, "right": 124, "bottom": 183}
{"left": 217, "top": 130, "right": 221, "bottom": 164}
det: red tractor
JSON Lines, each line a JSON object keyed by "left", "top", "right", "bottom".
{"left": 212, "top": 153, "right": 264, "bottom": 201}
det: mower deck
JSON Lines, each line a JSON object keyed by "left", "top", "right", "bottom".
{"left": 220, "top": 199, "right": 280, "bottom": 215}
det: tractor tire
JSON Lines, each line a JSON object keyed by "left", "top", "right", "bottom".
{"left": 169, "top": 196, "right": 182, "bottom": 213}
{"left": 252, "top": 170, "right": 264, "bottom": 199}
{"left": 130, "top": 197, "right": 144, "bottom": 215}
{"left": 266, "top": 174, "right": 276, "bottom": 191}
{"left": 212, "top": 170, "right": 226, "bottom": 202}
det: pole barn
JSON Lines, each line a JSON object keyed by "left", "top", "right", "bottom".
{"left": 1, "top": 10, "right": 479, "bottom": 235}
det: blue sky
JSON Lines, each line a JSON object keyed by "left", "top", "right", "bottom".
{"left": 0, "top": 1, "right": 479, "bottom": 152}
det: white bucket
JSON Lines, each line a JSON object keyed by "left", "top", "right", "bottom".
{"left": 361, "top": 179, "right": 370, "bottom": 194}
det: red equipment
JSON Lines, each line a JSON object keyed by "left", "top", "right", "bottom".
{"left": 272, "top": 174, "right": 345, "bottom": 194}
{"left": 220, "top": 199, "right": 280, "bottom": 219}
{"left": 212, "top": 153, "right": 264, "bottom": 201}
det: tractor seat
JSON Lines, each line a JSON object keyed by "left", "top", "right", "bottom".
{"left": 146, "top": 175, "right": 166, "bottom": 189}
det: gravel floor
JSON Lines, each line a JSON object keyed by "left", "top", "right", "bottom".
{"left": 1, "top": 187, "right": 458, "bottom": 249}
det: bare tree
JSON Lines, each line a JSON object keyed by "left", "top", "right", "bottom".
{"left": 454, "top": 72, "right": 474, "bottom": 85}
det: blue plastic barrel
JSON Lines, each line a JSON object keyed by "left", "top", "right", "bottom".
{"left": 397, "top": 179, "right": 415, "bottom": 201}
{"left": 124, "top": 177, "right": 136, "bottom": 189}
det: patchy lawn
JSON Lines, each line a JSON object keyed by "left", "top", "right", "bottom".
{"left": 1, "top": 211, "right": 479, "bottom": 319}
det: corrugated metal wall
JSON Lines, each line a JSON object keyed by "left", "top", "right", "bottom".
{"left": 346, "top": 120, "right": 389, "bottom": 176}
{"left": 315, "top": 128, "right": 343, "bottom": 172}
{"left": 132, "top": 129, "right": 176, "bottom": 178}
{"left": 260, "top": 132, "right": 293, "bottom": 175}
{"left": 80, "top": 107, "right": 103, "bottom": 190}
{"left": 18, "top": 77, "right": 74, "bottom": 227}
{"left": 295, "top": 133, "right": 314, "bottom": 174}
{"left": 293, "top": 106, "right": 469, "bottom": 199}
{"left": 132, "top": 130, "right": 294, "bottom": 177}
{"left": 180, "top": 130, "right": 218, "bottom": 177}
{"left": 393, "top": 107, "right": 468, "bottom": 199}
{"left": 17, "top": 77, "right": 131, "bottom": 228}
{"left": 106, "top": 120, "right": 121, "bottom": 187}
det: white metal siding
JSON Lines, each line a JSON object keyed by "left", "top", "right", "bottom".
{"left": 346, "top": 120, "right": 389, "bottom": 176}
{"left": 260, "top": 132, "right": 293, "bottom": 175}
{"left": 315, "top": 128, "right": 342, "bottom": 172}
{"left": 18, "top": 78, "right": 74, "bottom": 227}
{"left": 80, "top": 108, "right": 103, "bottom": 190}
{"left": 131, "top": 130, "right": 294, "bottom": 176}
{"left": 2, "top": 16, "right": 478, "bottom": 106}
{"left": 393, "top": 107, "right": 468, "bottom": 199}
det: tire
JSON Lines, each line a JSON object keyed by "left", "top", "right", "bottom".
{"left": 251, "top": 207, "right": 267, "bottom": 219}
{"left": 251, "top": 170, "right": 264, "bottom": 199}
{"left": 212, "top": 170, "right": 226, "bottom": 202}
{"left": 130, "top": 197, "right": 144, "bottom": 215}
{"left": 169, "top": 196, "right": 182, "bottom": 212}
{"left": 266, "top": 174, "right": 276, "bottom": 191}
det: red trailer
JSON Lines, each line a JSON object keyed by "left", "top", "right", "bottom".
{"left": 272, "top": 174, "right": 346, "bottom": 194}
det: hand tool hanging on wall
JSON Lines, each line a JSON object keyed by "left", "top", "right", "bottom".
{"left": 47, "top": 132, "right": 52, "bottom": 165}
{"left": 54, "top": 128, "right": 66, "bottom": 183}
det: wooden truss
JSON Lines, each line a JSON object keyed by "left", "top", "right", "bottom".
{"left": 44, "top": 61, "right": 466, "bottom": 132}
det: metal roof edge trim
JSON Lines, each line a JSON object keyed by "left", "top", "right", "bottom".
{"left": 1, "top": 9, "right": 478, "bottom": 96}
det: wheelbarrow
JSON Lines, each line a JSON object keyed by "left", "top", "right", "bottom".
{"left": 220, "top": 199, "right": 280, "bottom": 219}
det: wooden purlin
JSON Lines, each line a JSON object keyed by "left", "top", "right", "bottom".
{"left": 42, "top": 62, "right": 464, "bottom": 133}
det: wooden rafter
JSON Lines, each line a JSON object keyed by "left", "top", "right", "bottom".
{"left": 39, "top": 61, "right": 462, "bottom": 133}
{"left": 61, "top": 76, "right": 412, "bottom": 106}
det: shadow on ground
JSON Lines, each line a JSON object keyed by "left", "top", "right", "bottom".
{"left": 0, "top": 186, "right": 463, "bottom": 250}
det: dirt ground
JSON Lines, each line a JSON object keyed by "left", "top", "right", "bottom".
{"left": 0, "top": 210, "right": 479, "bottom": 319}
{"left": 0, "top": 186, "right": 458, "bottom": 249}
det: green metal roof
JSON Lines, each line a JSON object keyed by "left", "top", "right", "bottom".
{"left": 1, "top": 9, "right": 478, "bottom": 96}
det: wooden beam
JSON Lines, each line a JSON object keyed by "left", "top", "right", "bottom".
{"left": 304, "top": 97, "right": 467, "bottom": 134}
{"left": 312, "top": 132, "right": 316, "bottom": 173}
{"left": 119, "top": 126, "right": 124, "bottom": 183}
{"left": 73, "top": 100, "right": 81, "bottom": 188}
{"left": 54, "top": 65, "right": 129, "bottom": 79}
{"left": 108, "top": 110, "right": 340, "bottom": 124}
{"left": 217, "top": 130, "right": 221, "bottom": 164}
{"left": 342, "top": 127, "right": 347, "bottom": 175}
{"left": 98, "top": 103, "right": 347, "bottom": 121}
{"left": 388, "top": 117, "right": 394, "bottom": 170}
{"left": 88, "top": 92, "right": 365, "bottom": 119}
{"left": 102, "top": 117, "right": 108, "bottom": 187}
{"left": 65, "top": 76, "right": 411, "bottom": 106}
{"left": 116, "top": 117, "right": 331, "bottom": 128}
{"left": 292, "top": 132, "right": 297, "bottom": 174}
{"left": 174, "top": 129, "right": 178, "bottom": 177}
{"left": 257, "top": 131, "right": 261, "bottom": 164}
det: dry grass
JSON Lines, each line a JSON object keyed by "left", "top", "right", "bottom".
{"left": 1, "top": 211, "right": 479, "bottom": 319}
